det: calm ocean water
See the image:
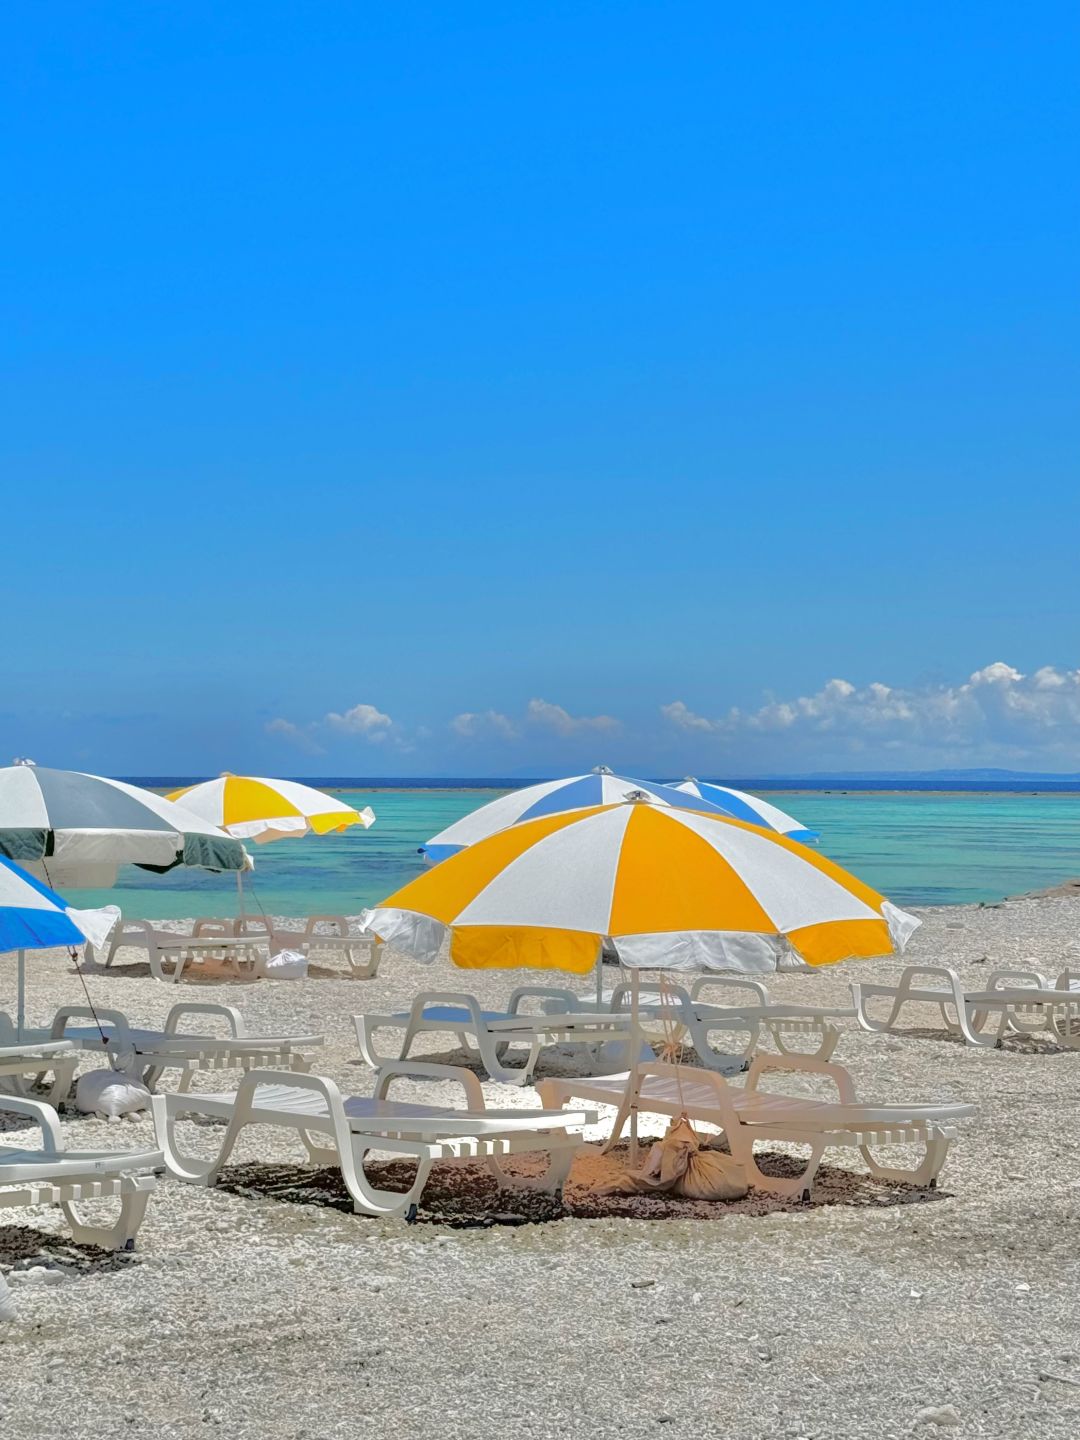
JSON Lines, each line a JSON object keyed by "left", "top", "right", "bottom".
{"left": 61, "top": 786, "right": 1080, "bottom": 919}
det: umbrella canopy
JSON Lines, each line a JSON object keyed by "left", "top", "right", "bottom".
{"left": 167, "top": 775, "right": 375, "bottom": 843}
{"left": 0, "top": 854, "right": 120, "bottom": 1038}
{"left": 364, "top": 800, "right": 918, "bottom": 975}
{"left": 0, "top": 765, "right": 249, "bottom": 885}
{"left": 0, "top": 855, "right": 117, "bottom": 954}
{"left": 671, "top": 778, "right": 818, "bottom": 843}
{"left": 419, "top": 766, "right": 738, "bottom": 862}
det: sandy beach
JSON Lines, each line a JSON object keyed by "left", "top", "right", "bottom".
{"left": 3, "top": 894, "right": 1080, "bottom": 1440}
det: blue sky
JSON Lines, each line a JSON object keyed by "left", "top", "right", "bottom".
{"left": 3, "top": 4, "right": 1079, "bottom": 776}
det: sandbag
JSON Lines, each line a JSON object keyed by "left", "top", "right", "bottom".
{"left": 597, "top": 1116, "right": 749, "bottom": 1201}
{"left": 75, "top": 1065, "right": 151, "bottom": 1121}
{"left": 265, "top": 948, "right": 308, "bottom": 980}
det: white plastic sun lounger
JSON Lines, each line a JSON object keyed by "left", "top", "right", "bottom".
{"left": 541, "top": 977, "right": 848, "bottom": 1068}
{"left": 537, "top": 1054, "right": 974, "bottom": 1201}
{"left": 615, "top": 978, "right": 848, "bottom": 1066}
{"left": 153, "top": 1062, "right": 596, "bottom": 1220}
{"left": 851, "top": 964, "right": 1080, "bottom": 1049}
{"left": 1, "top": 1095, "right": 161, "bottom": 1249}
{"left": 686, "top": 976, "right": 854, "bottom": 1061}
{"left": 354, "top": 989, "right": 636, "bottom": 1086}
{"left": 90, "top": 918, "right": 268, "bottom": 983}
{"left": 32, "top": 1002, "right": 324, "bottom": 1096}
{"left": 226, "top": 915, "right": 381, "bottom": 979}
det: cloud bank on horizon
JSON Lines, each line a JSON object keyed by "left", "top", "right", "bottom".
{"left": 261, "top": 661, "right": 1080, "bottom": 773}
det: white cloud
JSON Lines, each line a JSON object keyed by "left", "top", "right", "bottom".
{"left": 264, "top": 717, "right": 324, "bottom": 755}
{"left": 325, "top": 703, "right": 394, "bottom": 742}
{"left": 660, "top": 662, "right": 1080, "bottom": 764}
{"left": 451, "top": 710, "right": 518, "bottom": 739}
{"left": 660, "top": 700, "right": 720, "bottom": 733}
{"left": 526, "top": 698, "right": 620, "bottom": 737}
{"left": 268, "top": 701, "right": 396, "bottom": 750}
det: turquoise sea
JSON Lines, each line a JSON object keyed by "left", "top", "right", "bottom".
{"left": 62, "top": 787, "right": 1080, "bottom": 920}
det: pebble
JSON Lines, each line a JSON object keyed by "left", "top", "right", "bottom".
{"left": 914, "top": 1406, "right": 961, "bottom": 1427}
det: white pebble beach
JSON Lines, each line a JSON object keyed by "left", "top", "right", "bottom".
{"left": 3, "top": 894, "right": 1080, "bottom": 1440}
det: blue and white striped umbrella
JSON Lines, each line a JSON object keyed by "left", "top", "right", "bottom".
{"left": 671, "top": 778, "right": 818, "bottom": 843}
{"left": 420, "top": 767, "right": 739, "bottom": 862}
{"left": 0, "top": 855, "right": 118, "bottom": 1037}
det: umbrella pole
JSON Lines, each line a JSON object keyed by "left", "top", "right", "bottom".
{"left": 595, "top": 948, "right": 604, "bottom": 1008}
{"left": 628, "top": 968, "right": 640, "bottom": 1165}
{"left": 237, "top": 869, "right": 245, "bottom": 921}
{"left": 16, "top": 949, "right": 25, "bottom": 1042}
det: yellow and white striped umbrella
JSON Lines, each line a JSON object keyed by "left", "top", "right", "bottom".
{"left": 168, "top": 775, "right": 374, "bottom": 845}
{"left": 362, "top": 801, "right": 917, "bottom": 975}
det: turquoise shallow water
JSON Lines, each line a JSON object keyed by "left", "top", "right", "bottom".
{"left": 62, "top": 788, "right": 1080, "bottom": 920}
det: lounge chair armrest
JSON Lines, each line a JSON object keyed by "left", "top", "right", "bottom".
{"left": 406, "top": 991, "right": 487, "bottom": 1024}
{"left": 0, "top": 1096, "right": 64, "bottom": 1153}
{"left": 888, "top": 964, "right": 960, "bottom": 988}
{"left": 304, "top": 915, "right": 350, "bottom": 936}
{"left": 373, "top": 1061, "right": 486, "bottom": 1111}
{"left": 506, "top": 986, "right": 581, "bottom": 1016}
{"left": 744, "top": 1051, "right": 858, "bottom": 1103}
{"left": 987, "top": 967, "right": 1049, "bottom": 992}
{"left": 49, "top": 1005, "right": 129, "bottom": 1041}
{"left": 235, "top": 917, "right": 273, "bottom": 938}
{"left": 163, "top": 1003, "right": 246, "bottom": 1038}
{"left": 690, "top": 976, "right": 771, "bottom": 1006}
{"left": 608, "top": 981, "right": 692, "bottom": 1015}
{"left": 192, "top": 918, "right": 238, "bottom": 937}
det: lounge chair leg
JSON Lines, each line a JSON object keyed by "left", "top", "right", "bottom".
{"left": 355, "top": 1016, "right": 398, "bottom": 1070}
{"left": 485, "top": 1144, "right": 575, "bottom": 1196}
{"left": 298, "top": 1128, "right": 339, "bottom": 1167}
{"left": 341, "top": 1141, "right": 433, "bottom": 1218}
{"left": 858, "top": 1130, "right": 952, "bottom": 1188}
{"left": 61, "top": 1187, "right": 151, "bottom": 1251}
{"left": 152, "top": 1094, "right": 244, "bottom": 1186}
{"left": 729, "top": 1134, "right": 827, "bottom": 1200}
{"left": 478, "top": 1032, "right": 542, "bottom": 1086}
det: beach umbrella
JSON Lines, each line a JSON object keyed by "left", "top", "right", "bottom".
{"left": 671, "top": 778, "right": 818, "bottom": 843}
{"left": 364, "top": 798, "right": 918, "bottom": 975}
{"left": 167, "top": 774, "right": 374, "bottom": 915}
{"left": 167, "top": 775, "right": 375, "bottom": 843}
{"left": 419, "top": 766, "right": 738, "bottom": 863}
{"left": 0, "top": 764, "right": 249, "bottom": 888}
{"left": 0, "top": 854, "right": 118, "bottom": 1038}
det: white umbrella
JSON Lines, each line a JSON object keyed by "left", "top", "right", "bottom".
{"left": 0, "top": 764, "right": 249, "bottom": 888}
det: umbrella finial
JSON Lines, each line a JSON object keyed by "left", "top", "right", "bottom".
{"left": 593, "top": 765, "right": 614, "bottom": 775}
{"left": 12, "top": 757, "right": 36, "bottom": 767}
{"left": 622, "top": 789, "right": 653, "bottom": 803}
